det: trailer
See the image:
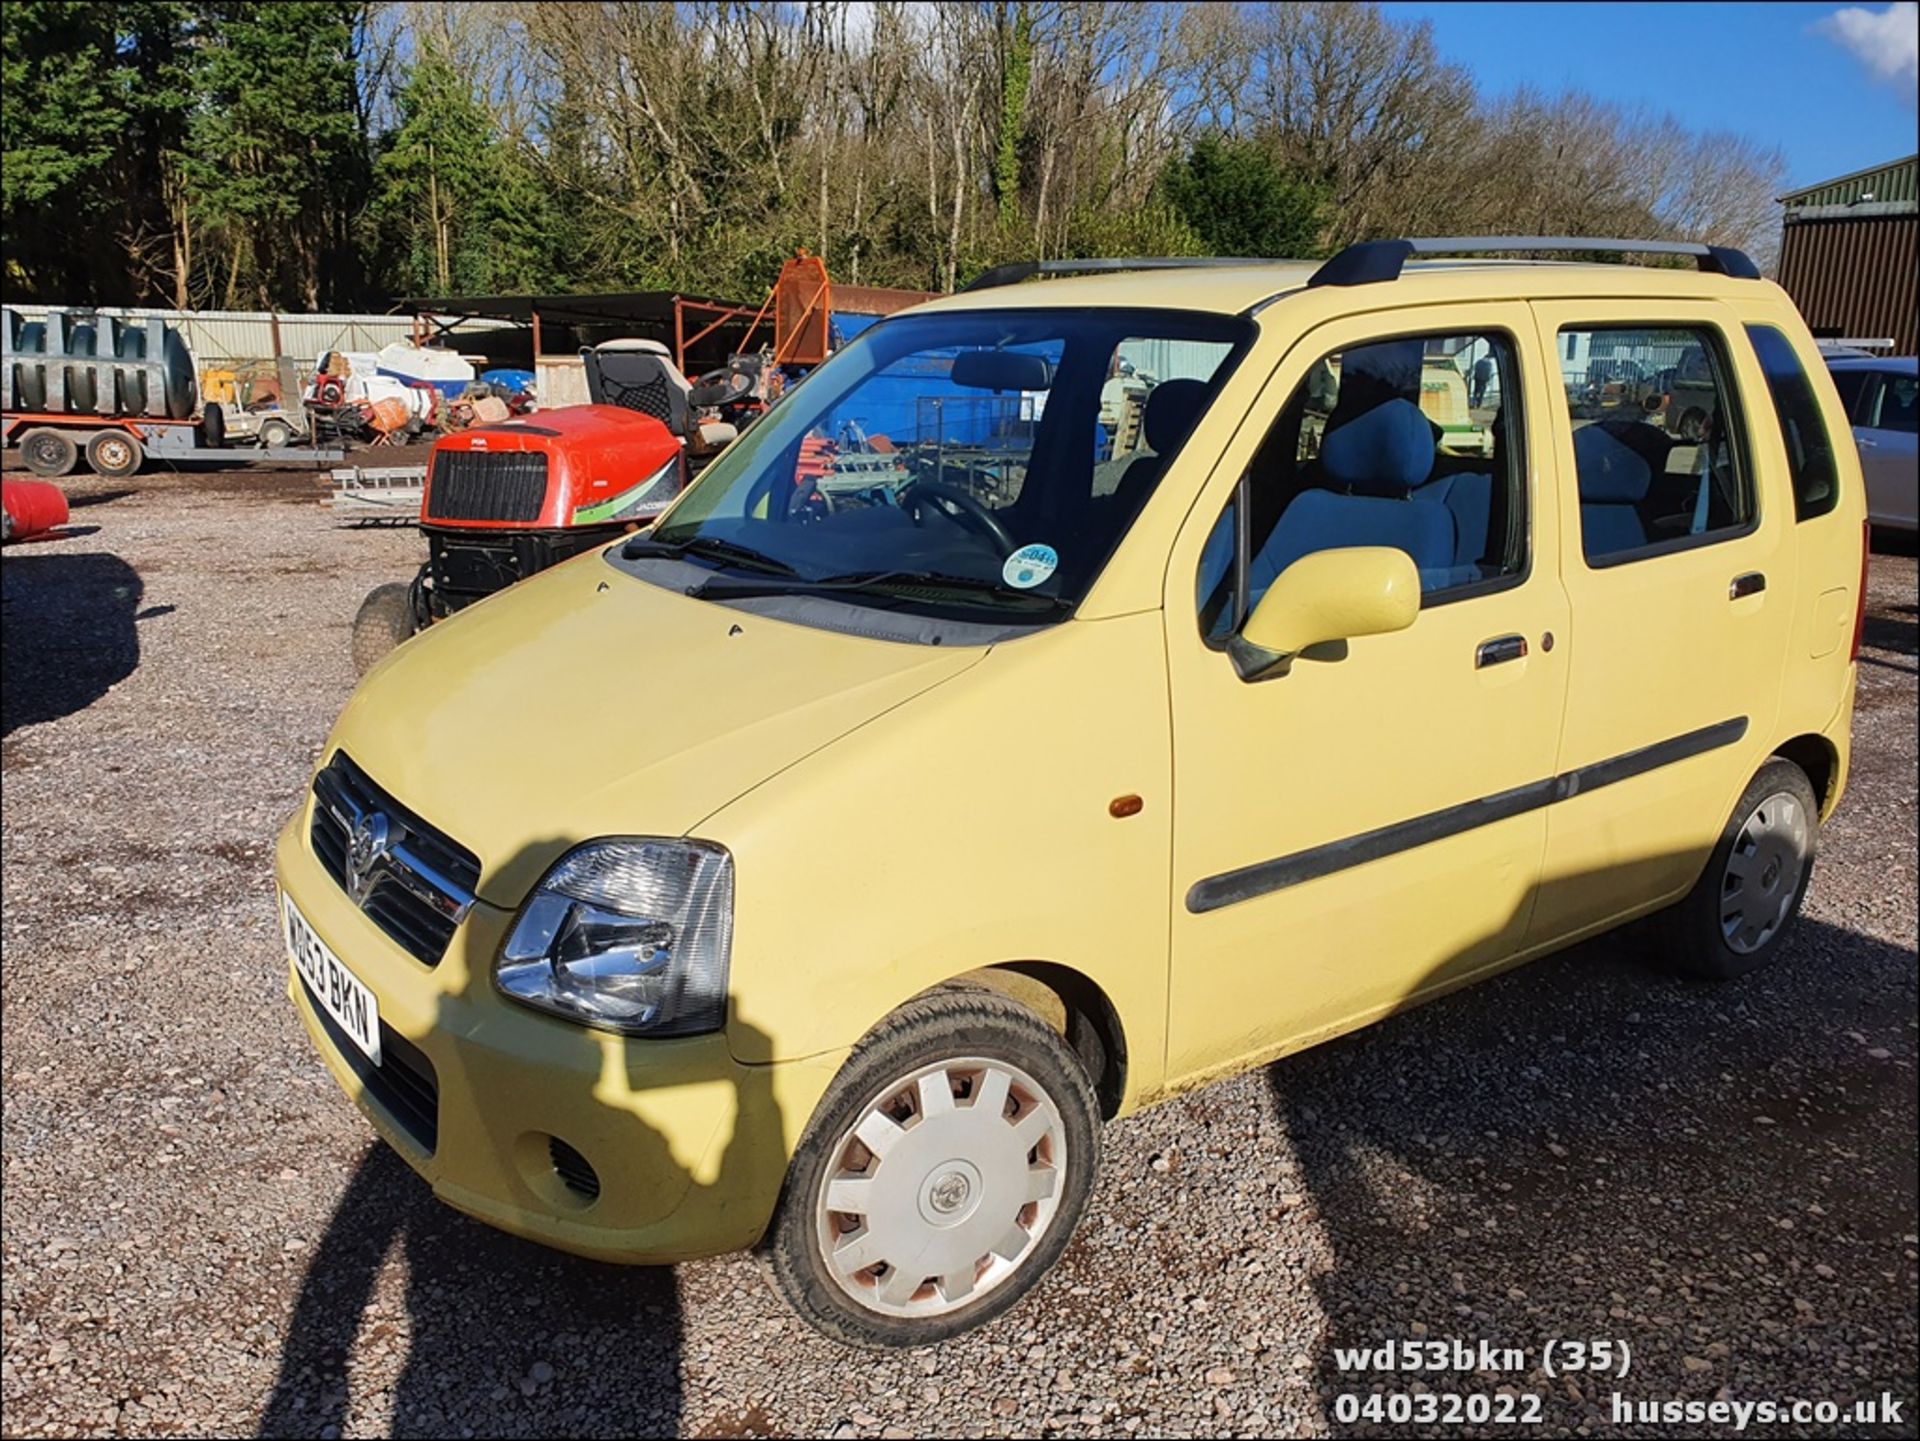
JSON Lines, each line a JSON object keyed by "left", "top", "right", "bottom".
{"left": 3, "top": 308, "right": 340, "bottom": 476}
{"left": 3, "top": 411, "right": 342, "bottom": 478}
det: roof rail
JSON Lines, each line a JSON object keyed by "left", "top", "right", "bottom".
{"left": 1307, "top": 237, "right": 1763, "bottom": 287}
{"left": 961, "top": 256, "right": 1287, "bottom": 293}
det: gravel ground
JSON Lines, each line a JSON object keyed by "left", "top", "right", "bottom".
{"left": 2, "top": 464, "right": 1914, "bottom": 1439}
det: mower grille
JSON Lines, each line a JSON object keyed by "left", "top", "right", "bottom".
{"left": 426, "top": 449, "right": 549, "bottom": 522}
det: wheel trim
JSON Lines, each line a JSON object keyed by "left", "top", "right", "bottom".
{"left": 815, "top": 1056, "right": 1066, "bottom": 1319}
{"left": 96, "top": 437, "right": 134, "bottom": 470}
{"left": 1720, "top": 790, "right": 1809, "bottom": 954}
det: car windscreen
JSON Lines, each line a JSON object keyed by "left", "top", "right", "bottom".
{"left": 641, "top": 307, "right": 1251, "bottom": 622}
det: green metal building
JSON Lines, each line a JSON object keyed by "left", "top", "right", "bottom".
{"left": 1776, "top": 155, "right": 1918, "bottom": 354}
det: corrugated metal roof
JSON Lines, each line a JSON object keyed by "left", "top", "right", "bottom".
{"left": 1779, "top": 155, "right": 1917, "bottom": 210}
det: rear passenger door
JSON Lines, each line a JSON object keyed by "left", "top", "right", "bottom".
{"left": 1526, "top": 301, "right": 1795, "bottom": 945}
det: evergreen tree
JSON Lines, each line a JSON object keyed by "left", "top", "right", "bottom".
{"left": 180, "top": 1, "right": 363, "bottom": 308}
{"left": 1159, "top": 133, "right": 1327, "bottom": 260}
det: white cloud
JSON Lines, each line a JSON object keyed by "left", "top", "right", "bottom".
{"left": 1818, "top": 2, "right": 1920, "bottom": 104}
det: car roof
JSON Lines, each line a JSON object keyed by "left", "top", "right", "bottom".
{"left": 910, "top": 258, "right": 1778, "bottom": 319}
{"left": 1826, "top": 354, "right": 1918, "bottom": 374}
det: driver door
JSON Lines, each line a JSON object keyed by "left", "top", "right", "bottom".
{"left": 1161, "top": 304, "right": 1570, "bottom": 1087}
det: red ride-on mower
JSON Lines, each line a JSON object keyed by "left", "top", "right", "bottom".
{"left": 350, "top": 403, "right": 683, "bottom": 671}
{"left": 348, "top": 338, "right": 775, "bottom": 672}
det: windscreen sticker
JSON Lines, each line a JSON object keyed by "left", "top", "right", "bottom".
{"left": 1003, "top": 543, "right": 1059, "bottom": 590}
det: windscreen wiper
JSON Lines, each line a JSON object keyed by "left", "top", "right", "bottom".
{"left": 689, "top": 568, "right": 1072, "bottom": 613}
{"left": 621, "top": 533, "right": 797, "bottom": 576}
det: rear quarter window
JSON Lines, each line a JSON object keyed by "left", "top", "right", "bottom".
{"left": 1746, "top": 326, "right": 1841, "bottom": 521}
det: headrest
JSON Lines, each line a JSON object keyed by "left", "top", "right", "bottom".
{"left": 1144, "top": 378, "right": 1209, "bottom": 453}
{"left": 594, "top": 338, "right": 672, "bottom": 357}
{"left": 1340, "top": 338, "right": 1424, "bottom": 395}
{"left": 1320, "top": 399, "right": 1435, "bottom": 496}
{"left": 1572, "top": 424, "right": 1653, "bottom": 503}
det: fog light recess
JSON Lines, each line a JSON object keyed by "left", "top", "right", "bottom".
{"left": 548, "top": 1136, "right": 602, "bottom": 1202}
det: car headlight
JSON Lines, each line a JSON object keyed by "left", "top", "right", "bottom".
{"left": 497, "top": 840, "right": 732, "bottom": 1037}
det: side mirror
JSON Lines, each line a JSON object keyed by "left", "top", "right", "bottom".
{"left": 1228, "top": 546, "right": 1421, "bottom": 681}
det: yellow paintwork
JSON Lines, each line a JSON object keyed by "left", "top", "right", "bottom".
{"left": 275, "top": 258, "right": 1863, "bottom": 1264}
{"left": 1241, "top": 546, "right": 1421, "bottom": 657}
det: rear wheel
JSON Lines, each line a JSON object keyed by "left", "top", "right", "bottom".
{"left": 84, "top": 430, "right": 144, "bottom": 479}
{"left": 351, "top": 582, "right": 417, "bottom": 673}
{"left": 1651, "top": 757, "right": 1818, "bottom": 980}
{"left": 18, "top": 428, "right": 79, "bottom": 478}
{"left": 764, "top": 987, "right": 1100, "bottom": 1348}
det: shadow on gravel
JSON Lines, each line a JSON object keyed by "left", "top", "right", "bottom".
{"left": 255, "top": 1145, "right": 684, "bottom": 1439}
{"left": 0, "top": 551, "right": 144, "bottom": 735}
{"left": 1270, "top": 914, "right": 1918, "bottom": 1436}
{"left": 260, "top": 976, "right": 785, "bottom": 1439}
{"left": 1861, "top": 609, "right": 1916, "bottom": 658}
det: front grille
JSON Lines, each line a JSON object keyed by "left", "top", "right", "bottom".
{"left": 300, "top": 974, "right": 439, "bottom": 1153}
{"left": 310, "top": 752, "right": 481, "bottom": 966}
{"left": 426, "top": 449, "right": 548, "bottom": 522}
{"left": 549, "top": 1137, "right": 602, "bottom": 1201}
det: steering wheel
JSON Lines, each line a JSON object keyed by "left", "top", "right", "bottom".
{"left": 902, "top": 480, "right": 1016, "bottom": 557}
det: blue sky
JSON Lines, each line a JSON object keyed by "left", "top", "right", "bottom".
{"left": 1381, "top": 2, "right": 1919, "bottom": 190}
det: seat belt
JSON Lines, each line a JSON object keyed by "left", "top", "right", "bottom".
{"left": 1690, "top": 442, "right": 1713, "bottom": 534}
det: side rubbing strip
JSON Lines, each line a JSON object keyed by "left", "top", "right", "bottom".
{"left": 1186, "top": 717, "right": 1748, "bottom": 914}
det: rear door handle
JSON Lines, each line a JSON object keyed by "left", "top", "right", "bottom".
{"left": 1730, "top": 571, "right": 1766, "bottom": 600}
{"left": 1476, "top": 634, "right": 1528, "bottom": 668}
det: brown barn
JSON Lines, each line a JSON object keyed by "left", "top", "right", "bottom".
{"left": 1774, "top": 155, "right": 1918, "bottom": 355}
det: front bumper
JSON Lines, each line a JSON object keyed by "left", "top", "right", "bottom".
{"left": 275, "top": 810, "right": 843, "bottom": 1265}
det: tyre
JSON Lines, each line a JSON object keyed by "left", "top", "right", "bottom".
{"left": 259, "top": 418, "right": 295, "bottom": 449}
{"left": 763, "top": 986, "right": 1101, "bottom": 1349}
{"left": 351, "top": 582, "right": 417, "bottom": 674}
{"left": 1651, "top": 757, "right": 1818, "bottom": 980}
{"left": 84, "top": 429, "right": 145, "bottom": 479}
{"left": 18, "top": 427, "right": 79, "bottom": 478}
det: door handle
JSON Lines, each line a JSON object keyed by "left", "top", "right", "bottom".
{"left": 1856, "top": 436, "right": 1878, "bottom": 448}
{"left": 1730, "top": 571, "right": 1766, "bottom": 600}
{"left": 1476, "top": 634, "right": 1528, "bottom": 668}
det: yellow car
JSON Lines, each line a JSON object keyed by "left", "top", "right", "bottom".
{"left": 276, "top": 238, "right": 1867, "bottom": 1348}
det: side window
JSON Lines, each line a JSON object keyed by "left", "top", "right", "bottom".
{"left": 1865, "top": 370, "right": 1919, "bottom": 434}
{"left": 1745, "top": 325, "right": 1841, "bottom": 521}
{"left": 1558, "top": 326, "right": 1753, "bottom": 566}
{"left": 1197, "top": 331, "right": 1525, "bottom": 644}
{"left": 1828, "top": 367, "right": 1871, "bottom": 420}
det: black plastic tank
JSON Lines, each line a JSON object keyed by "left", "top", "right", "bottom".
{"left": 3, "top": 307, "right": 197, "bottom": 419}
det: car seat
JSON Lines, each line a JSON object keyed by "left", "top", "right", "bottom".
{"left": 1572, "top": 422, "right": 1653, "bottom": 558}
{"left": 1113, "top": 379, "right": 1211, "bottom": 509}
{"left": 1248, "top": 398, "right": 1458, "bottom": 598}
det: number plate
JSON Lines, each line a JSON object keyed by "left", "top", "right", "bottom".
{"left": 283, "top": 892, "right": 382, "bottom": 1066}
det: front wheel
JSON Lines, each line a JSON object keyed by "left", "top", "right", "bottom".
{"left": 763, "top": 987, "right": 1100, "bottom": 1348}
{"left": 1651, "top": 757, "right": 1818, "bottom": 980}
{"left": 351, "top": 582, "right": 417, "bottom": 673}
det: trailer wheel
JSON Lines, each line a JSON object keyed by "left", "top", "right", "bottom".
{"left": 258, "top": 417, "right": 295, "bottom": 449}
{"left": 85, "top": 430, "right": 145, "bottom": 479}
{"left": 352, "top": 583, "right": 417, "bottom": 674}
{"left": 18, "top": 428, "right": 81, "bottom": 478}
